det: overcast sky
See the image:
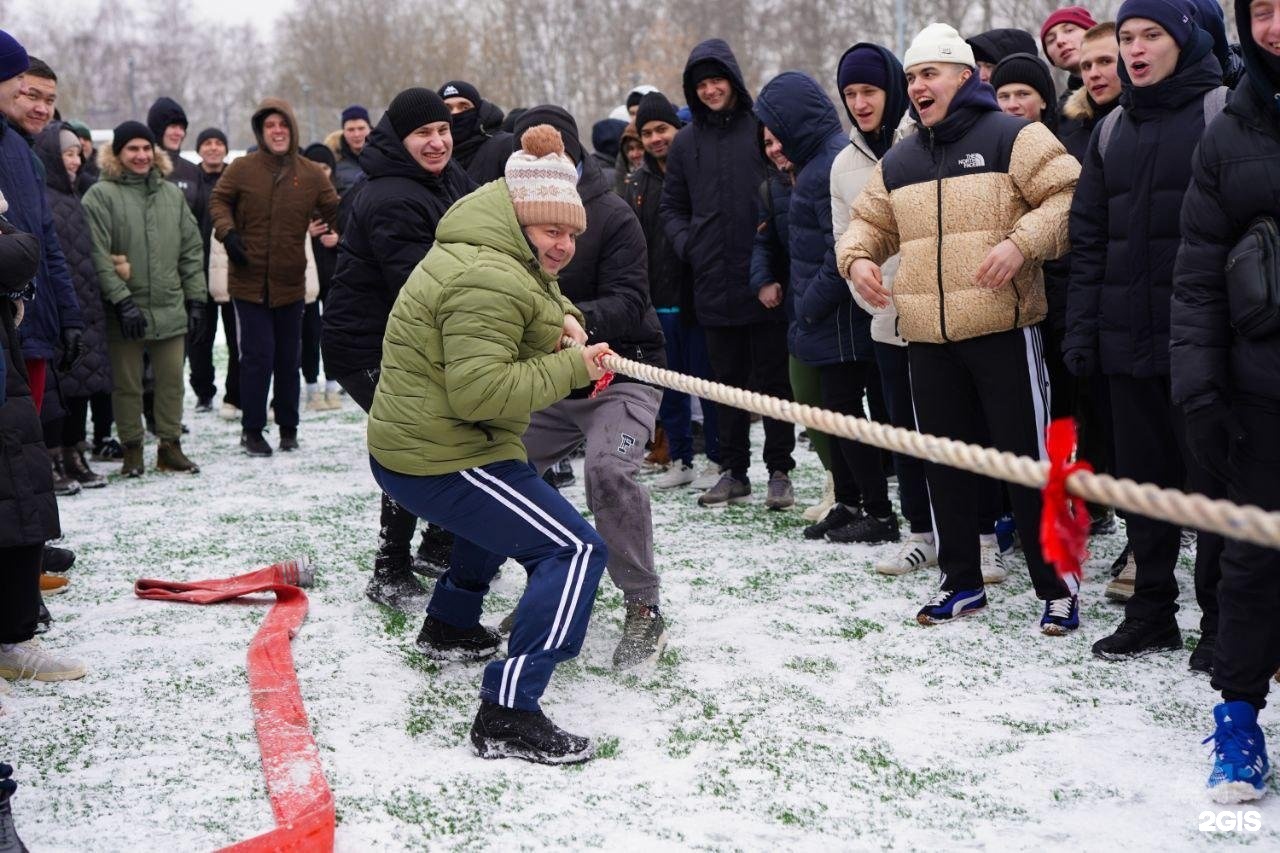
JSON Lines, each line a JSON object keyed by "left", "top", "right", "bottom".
{"left": 190, "top": 0, "right": 292, "bottom": 34}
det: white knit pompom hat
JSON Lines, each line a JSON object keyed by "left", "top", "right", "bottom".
{"left": 504, "top": 124, "right": 586, "bottom": 234}
{"left": 903, "top": 22, "right": 976, "bottom": 71}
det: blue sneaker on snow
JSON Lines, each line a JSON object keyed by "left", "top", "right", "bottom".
{"left": 917, "top": 587, "right": 987, "bottom": 626}
{"left": 1204, "top": 701, "right": 1272, "bottom": 803}
{"left": 1040, "top": 595, "right": 1079, "bottom": 636}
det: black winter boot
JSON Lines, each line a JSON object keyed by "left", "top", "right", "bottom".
{"left": 364, "top": 554, "right": 428, "bottom": 611}
{"left": 413, "top": 524, "right": 453, "bottom": 578}
{"left": 241, "top": 429, "right": 273, "bottom": 457}
{"left": 470, "top": 700, "right": 594, "bottom": 765}
{"left": 278, "top": 426, "right": 299, "bottom": 452}
{"left": 0, "top": 763, "right": 28, "bottom": 853}
{"left": 415, "top": 615, "right": 501, "bottom": 661}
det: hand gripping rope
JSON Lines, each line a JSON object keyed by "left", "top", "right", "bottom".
{"left": 568, "top": 341, "right": 1280, "bottom": 564}
{"left": 134, "top": 558, "right": 334, "bottom": 852}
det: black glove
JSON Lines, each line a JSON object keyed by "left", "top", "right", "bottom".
{"left": 1063, "top": 348, "right": 1097, "bottom": 378}
{"left": 186, "top": 299, "right": 206, "bottom": 337}
{"left": 223, "top": 231, "right": 249, "bottom": 267}
{"left": 57, "top": 326, "right": 84, "bottom": 372}
{"left": 115, "top": 297, "right": 147, "bottom": 340}
{"left": 1183, "top": 404, "right": 1247, "bottom": 484}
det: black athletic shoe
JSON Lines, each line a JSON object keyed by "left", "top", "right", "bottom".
{"left": 413, "top": 525, "right": 452, "bottom": 578}
{"left": 1189, "top": 635, "right": 1216, "bottom": 676}
{"left": 415, "top": 615, "right": 501, "bottom": 661}
{"left": 33, "top": 603, "right": 51, "bottom": 636}
{"left": 1091, "top": 618, "right": 1183, "bottom": 660}
{"left": 195, "top": 396, "right": 214, "bottom": 413}
{"left": 0, "top": 762, "right": 29, "bottom": 853}
{"left": 827, "top": 512, "right": 901, "bottom": 544}
{"left": 278, "top": 427, "right": 299, "bottom": 452}
{"left": 470, "top": 700, "right": 594, "bottom": 765}
{"left": 42, "top": 546, "right": 75, "bottom": 574}
{"left": 802, "top": 503, "right": 857, "bottom": 540}
{"left": 241, "top": 429, "right": 273, "bottom": 457}
{"left": 542, "top": 459, "right": 575, "bottom": 490}
{"left": 365, "top": 556, "right": 428, "bottom": 612}
{"left": 91, "top": 437, "right": 124, "bottom": 462}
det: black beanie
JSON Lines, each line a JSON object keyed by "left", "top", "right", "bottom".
{"left": 302, "top": 142, "right": 336, "bottom": 169}
{"left": 112, "top": 120, "right": 155, "bottom": 156}
{"left": 688, "top": 58, "right": 731, "bottom": 87}
{"left": 634, "top": 91, "right": 682, "bottom": 132}
{"left": 385, "top": 88, "right": 452, "bottom": 139}
{"left": 991, "top": 53, "right": 1058, "bottom": 113}
{"left": 196, "top": 127, "right": 228, "bottom": 150}
{"left": 438, "top": 80, "right": 482, "bottom": 107}
{"left": 513, "top": 104, "right": 584, "bottom": 165}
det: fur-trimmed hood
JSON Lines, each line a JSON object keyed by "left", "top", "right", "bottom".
{"left": 1062, "top": 86, "right": 1094, "bottom": 122}
{"left": 97, "top": 143, "right": 174, "bottom": 181}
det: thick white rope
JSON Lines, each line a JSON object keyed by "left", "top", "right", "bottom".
{"left": 591, "top": 352, "right": 1280, "bottom": 552}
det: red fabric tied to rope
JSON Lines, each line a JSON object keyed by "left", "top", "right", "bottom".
{"left": 1040, "top": 418, "right": 1093, "bottom": 583}
{"left": 588, "top": 370, "right": 616, "bottom": 399}
{"left": 135, "top": 559, "right": 334, "bottom": 853}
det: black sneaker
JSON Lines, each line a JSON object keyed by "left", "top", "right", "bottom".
{"left": 241, "top": 429, "right": 273, "bottom": 457}
{"left": 42, "top": 546, "right": 75, "bottom": 574}
{"left": 279, "top": 427, "right": 299, "bottom": 452}
{"left": 34, "top": 603, "right": 51, "bottom": 635}
{"left": 542, "top": 459, "right": 575, "bottom": 490}
{"left": 0, "top": 762, "right": 29, "bottom": 853}
{"left": 1189, "top": 635, "right": 1215, "bottom": 676}
{"left": 365, "top": 556, "right": 428, "bottom": 612}
{"left": 415, "top": 615, "right": 501, "bottom": 662}
{"left": 1091, "top": 618, "right": 1183, "bottom": 661}
{"left": 91, "top": 437, "right": 124, "bottom": 462}
{"left": 195, "top": 396, "right": 214, "bottom": 413}
{"left": 470, "top": 700, "right": 594, "bottom": 765}
{"left": 827, "top": 512, "right": 901, "bottom": 544}
{"left": 1089, "top": 506, "right": 1118, "bottom": 536}
{"left": 802, "top": 503, "right": 858, "bottom": 540}
{"left": 413, "top": 525, "right": 452, "bottom": 578}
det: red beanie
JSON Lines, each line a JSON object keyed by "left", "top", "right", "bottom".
{"left": 1040, "top": 6, "right": 1099, "bottom": 49}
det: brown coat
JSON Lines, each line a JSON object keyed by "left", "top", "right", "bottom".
{"left": 208, "top": 97, "right": 340, "bottom": 306}
{"left": 837, "top": 120, "right": 1078, "bottom": 344}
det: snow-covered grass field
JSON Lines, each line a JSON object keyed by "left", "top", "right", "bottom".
{"left": 4, "top": 377, "right": 1279, "bottom": 851}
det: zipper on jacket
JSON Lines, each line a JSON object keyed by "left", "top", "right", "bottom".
{"left": 930, "top": 128, "right": 950, "bottom": 342}
{"left": 1010, "top": 276, "right": 1021, "bottom": 330}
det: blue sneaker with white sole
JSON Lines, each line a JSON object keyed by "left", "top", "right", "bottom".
{"left": 1040, "top": 595, "right": 1079, "bottom": 636}
{"left": 1205, "top": 701, "right": 1272, "bottom": 803}
{"left": 916, "top": 587, "right": 987, "bottom": 625}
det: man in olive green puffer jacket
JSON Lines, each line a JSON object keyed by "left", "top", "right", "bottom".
{"left": 83, "top": 121, "right": 205, "bottom": 476}
{"left": 368, "top": 125, "right": 615, "bottom": 766}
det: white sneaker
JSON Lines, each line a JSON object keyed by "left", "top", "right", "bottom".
{"left": 689, "top": 462, "right": 722, "bottom": 491}
{"left": 0, "top": 639, "right": 86, "bottom": 682}
{"left": 801, "top": 472, "right": 836, "bottom": 521}
{"left": 876, "top": 534, "right": 938, "bottom": 576}
{"left": 304, "top": 390, "right": 327, "bottom": 412}
{"left": 653, "top": 460, "right": 696, "bottom": 489}
{"left": 218, "top": 402, "right": 240, "bottom": 421}
{"left": 980, "top": 540, "right": 1009, "bottom": 585}
{"left": 324, "top": 389, "right": 343, "bottom": 411}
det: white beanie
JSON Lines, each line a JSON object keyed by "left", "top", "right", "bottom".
{"left": 903, "top": 23, "right": 976, "bottom": 71}
{"left": 504, "top": 124, "right": 586, "bottom": 234}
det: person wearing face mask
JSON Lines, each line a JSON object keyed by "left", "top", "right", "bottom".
{"left": 1065, "top": 0, "right": 1229, "bottom": 665}
{"left": 1172, "top": 0, "right": 1280, "bottom": 803}
{"left": 438, "top": 80, "right": 514, "bottom": 185}
{"left": 839, "top": 23, "right": 1081, "bottom": 634}
{"left": 324, "top": 88, "right": 476, "bottom": 611}
{"left": 367, "top": 125, "right": 611, "bottom": 765}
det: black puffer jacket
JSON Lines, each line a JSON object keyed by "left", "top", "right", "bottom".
{"left": 1, "top": 229, "right": 59, "bottom": 548}
{"left": 35, "top": 124, "right": 113, "bottom": 399}
{"left": 451, "top": 106, "right": 514, "bottom": 186}
{"left": 1171, "top": 15, "right": 1280, "bottom": 410}
{"left": 659, "top": 39, "right": 770, "bottom": 327}
{"left": 623, "top": 154, "right": 690, "bottom": 313}
{"left": 323, "top": 113, "right": 476, "bottom": 375}
{"left": 557, "top": 154, "right": 666, "bottom": 393}
{"left": 1065, "top": 34, "right": 1223, "bottom": 378}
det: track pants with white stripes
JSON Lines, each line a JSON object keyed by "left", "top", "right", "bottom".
{"left": 908, "top": 325, "right": 1071, "bottom": 600}
{"left": 371, "top": 457, "right": 608, "bottom": 711}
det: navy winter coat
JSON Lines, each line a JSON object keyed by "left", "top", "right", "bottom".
{"left": 750, "top": 168, "right": 791, "bottom": 297}
{"left": 1172, "top": 44, "right": 1280, "bottom": 409}
{"left": 659, "top": 39, "right": 771, "bottom": 327}
{"left": 1065, "top": 34, "right": 1223, "bottom": 378}
{"left": 0, "top": 121, "right": 83, "bottom": 361}
{"left": 323, "top": 113, "right": 476, "bottom": 375}
{"left": 755, "top": 71, "right": 873, "bottom": 367}
{"left": 35, "top": 125, "right": 113, "bottom": 399}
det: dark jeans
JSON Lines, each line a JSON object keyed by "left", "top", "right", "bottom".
{"left": 818, "top": 360, "right": 891, "bottom": 518}
{"left": 655, "top": 310, "right": 719, "bottom": 467}
{"left": 1212, "top": 399, "right": 1280, "bottom": 710}
{"left": 62, "top": 392, "right": 113, "bottom": 447}
{"left": 873, "top": 342, "right": 933, "bottom": 533}
{"left": 301, "top": 301, "right": 329, "bottom": 385}
{"left": 703, "top": 322, "right": 795, "bottom": 480}
{"left": 189, "top": 298, "right": 240, "bottom": 406}
{"left": 233, "top": 298, "right": 303, "bottom": 432}
{"left": 0, "top": 543, "right": 44, "bottom": 644}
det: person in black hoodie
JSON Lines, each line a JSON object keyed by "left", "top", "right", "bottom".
{"left": 508, "top": 105, "right": 670, "bottom": 671}
{"left": 1065, "top": 0, "right": 1227, "bottom": 664}
{"left": 325, "top": 88, "right": 476, "bottom": 611}
{"left": 968, "top": 27, "right": 1040, "bottom": 83}
{"left": 1172, "top": 0, "right": 1280, "bottom": 801}
{"left": 659, "top": 38, "right": 796, "bottom": 510}
{"left": 187, "top": 126, "right": 235, "bottom": 414}
{"left": 146, "top": 97, "right": 202, "bottom": 214}
{"left": 300, "top": 143, "right": 341, "bottom": 411}
{"left": 439, "top": 80, "right": 513, "bottom": 185}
